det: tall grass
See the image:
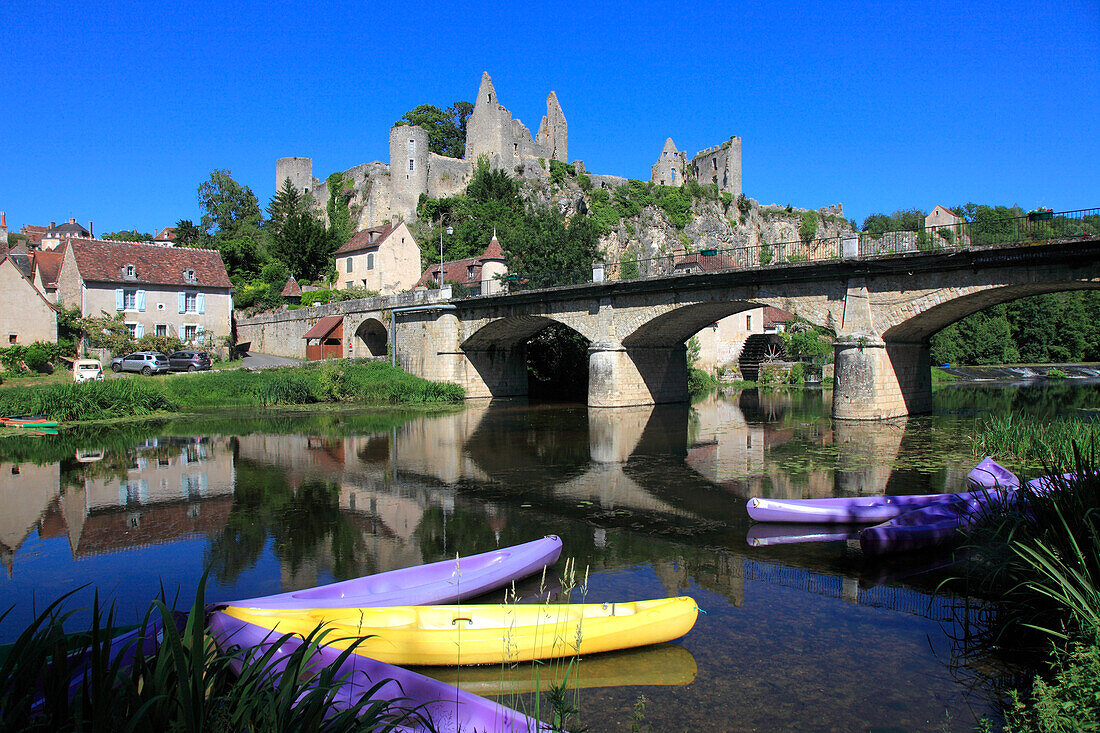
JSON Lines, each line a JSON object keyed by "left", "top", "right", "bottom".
{"left": 0, "top": 575, "right": 430, "bottom": 732}
{"left": 0, "top": 380, "right": 176, "bottom": 422}
{"left": 0, "top": 361, "right": 463, "bottom": 423}
{"left": 971, "top": 414, "right": 1100, "bottom": 467}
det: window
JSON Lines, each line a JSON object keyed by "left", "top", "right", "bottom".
{"left": 409, "top": 159, "right": 415, "bottom": 172}
{"left": 123, "top": 289, "right": 137, "bottom": 310}
{"left": 670, "top": 168, "right": 676, "bottom": 182}
{"left": 156, "top": 324, "right": 168, "bottom": 337}
{"left": 125, "top": 264, "right": 136, "bottom": 278}
{"left": 126, "top": 323, "right": 137, "bottom": 338}
{"left": 713, "top": 159, "right": 718, "bottom": 171}
{"left": 184, "top": 269, "right": 196, "bottom": 282}
{"left": 346, "top": 257, "right": 353, "bottom": 273}
{"left": 345, "top": 281, "right": 353, "bottom": 290}
{"left": 467, "top": 265, "right": 475, "bottom": 279}
{"left": 183, "top": 325, "right": 197, "bottom": 341}
{"left": 8, "top": 334, "right": 16, "bottom": 344}
{"left": 184, "top": 292, "right": 197, "bottom": 312}
{"left": 408, "top": 139, "right": 415, "bottom": 153}
{"left": 746, "top": 315, "right": 752, "bottom": 330}
{"left": 366, "top": 253, "right": 374, "bottom": 270}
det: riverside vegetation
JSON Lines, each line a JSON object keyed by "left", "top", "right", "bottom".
{"left": 963, "top": 417, "right": 1100, "bottom": 731}
{"left": 0, "top": 361, "right": 463, "bottom": 424}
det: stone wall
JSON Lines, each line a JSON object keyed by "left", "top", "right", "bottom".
{"left": 691, "top": 136, "right": 741, "bottom": 198}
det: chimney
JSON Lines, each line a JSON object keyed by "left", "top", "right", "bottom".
{"left": 88, "top": 221, "right": 93, "bottom": 238}
{"left": 50, "top": 221, "right": 56, "bottom": 229}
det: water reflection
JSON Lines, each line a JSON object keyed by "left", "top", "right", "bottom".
{"left": 4, "top": 382, "right": 1100, "bottom": 729}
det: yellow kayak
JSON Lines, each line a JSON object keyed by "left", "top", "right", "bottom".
{"left": 220, "top": 597, "right": 698, "bottom": 666}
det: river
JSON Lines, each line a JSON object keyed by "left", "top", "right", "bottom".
{"left": 2, "top": 380, "right": 1099, "bottom": 730}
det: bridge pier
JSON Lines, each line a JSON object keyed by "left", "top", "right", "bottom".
{"left": 832, "top": 338, "right": 932, "bottom": 420}
{"left": 588, "top": 341, "right": 688, "bottom": 408}
{"left": 454, "top": 347, "right": 529, "bottom": 399}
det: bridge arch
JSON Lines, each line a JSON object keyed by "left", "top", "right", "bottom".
{"left": 881, "top": 281, "right": 1100, "bottom": 342}
{"left": 352, "top": 317, "right": 389, "bottom": 357}
{"left": 458, "top": 315, "right": 593, "bottom": 400}
{"left": 620, "top": 301, "right": 763, "bottom": 347}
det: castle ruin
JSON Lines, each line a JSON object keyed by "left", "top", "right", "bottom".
{"left": 650, "top": 136, "right": 742, "bottom": 198}
{"left": 276, "top": 72, "right": 742, "bottom": 228}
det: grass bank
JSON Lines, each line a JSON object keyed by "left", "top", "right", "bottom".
{"left": 0, "top": 361, "right": 464, "bottom": 424}
{"left": 964, "top": 421, "right": 1100, "bottom": 730}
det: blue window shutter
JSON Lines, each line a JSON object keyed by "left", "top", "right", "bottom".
{"left": 134, "top": 323, "right": 144, "bottom": 338}
{"left": 178, "top": 292, "right": 186, "bottom": 313}
{"left": 116, "top": 289, "right": 124, "bottom": 311}
{"left": 136, "top": 290, "right": 146, "bottom": 311}
{"left": 196, "top": 293, "right": 205, "bottom": 314}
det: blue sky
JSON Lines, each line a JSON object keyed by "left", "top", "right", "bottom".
{"left": 2, "top": 0, "right": 1097, "bottom": 235}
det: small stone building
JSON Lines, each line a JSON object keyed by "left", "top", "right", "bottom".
{"left": 333, "top": 222, "right": 422, "bottom": 295}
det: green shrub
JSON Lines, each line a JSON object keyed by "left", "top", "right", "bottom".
{"left": 799, "top": 211, "right": 818, "bottom": 242}
{"left": 577, "top": 173, "right": 592, "bottom": 192}
{"left": 22, "top": 342, "right": 54, "bottom": 373}
{"left": 1000, "top": 639, "right": 1100, "bottom": 732}
{"left": 786, "top": 362, "right": 805, "bottom": 384}
{"left": 251, "top": 371, "right": 319, "bottom": 406}
{"left": 759, "top": 242, "right": 774, "bottom": 265}
{"left": 1047, "top": 368, "right": 1068, "bottom": 379}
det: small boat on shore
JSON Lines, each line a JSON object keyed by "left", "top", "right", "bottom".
{"left": 746, "top": 457, "right": 1020, "bottom": 524}
{"left": 219, "top": 596, "right": 699, "bottom": 666}
{"left": 208, "top": 611, "right": 548, "bottom": 732}
{"left": 225, "top": 535, "right": 563, "bottom": 610}
{"left": 2, "top": 415, "right": 59, "bottom": 429}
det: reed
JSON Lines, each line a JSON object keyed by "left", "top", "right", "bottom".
{"left": 971, "top": 414, "right": 1100, "bottom": 467}
{"left": 0, "top": 379, "right": 176, "bottom": 422}
{"left": 0, "top": 575, "right": 432, "bottom": 732}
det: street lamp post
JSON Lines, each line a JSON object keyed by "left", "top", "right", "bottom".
{"left": 439, "top": 224, "right": 453, "bottom": 288}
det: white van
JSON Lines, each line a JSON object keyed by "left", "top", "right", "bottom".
{"left": 73, "top": 359, "right": 104, "bottom": 382}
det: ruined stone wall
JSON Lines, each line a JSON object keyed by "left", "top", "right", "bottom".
{"left": 691, "top": 137, "right": 741, "bottom": 198}
{"left": 426, "top": 154, "right": 470, "bottom": 200}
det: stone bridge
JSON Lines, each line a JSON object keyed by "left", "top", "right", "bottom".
{"left": 238, "top": 237, "right": 1100, "bottom": 419}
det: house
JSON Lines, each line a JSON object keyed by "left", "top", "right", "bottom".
{"left": 333, "top": 222, "right": 421, "bottom": 294}
{"left": 153, "top": 227, "right": 177, "bottom": 243}
{"left": 673, "top": 250, "right": 737, "bottom": 275}
{"left": 0, "top": 250, "right": 58, "bottom": 348}
{"left": 415, "top": 232, "right": 508, "bottom": 296}
{"left": 55, "top": 238, "right": 233, "bottom": 346}
{"left": 925, "top": 206, "right": 963, "bottom": 235}
{"left": 689, "top": 305, "right": 798, "bottom": 376}
{"left": 31, "top": 244, "right": 66, "bottom": 302}
{"left": 19, "top": 223, "right": 49, "bottom": 247}
{"left": 41, "top": 218, "right": 92, "bottom": 250}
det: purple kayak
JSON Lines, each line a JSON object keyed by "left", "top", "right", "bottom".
{"left": 746, "top": 457, "right": 1019, "bottom": 524}
{"left": 227, "top": 536, "right": 562, "bottom": 610}
{"left": 858, "top": 494, "right": 997, "bottom": 555}
{"left": 208, "top": 611, "right": 549, "bottom": 732}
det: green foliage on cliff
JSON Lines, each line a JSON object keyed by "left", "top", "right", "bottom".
{"left": 799, "top": 211, "right": 818, "bottom": 242}
{"left": 862, "top": 208, "right": 926, "bottom": 236}
{"left": 416, "top": 160, "right": 599, "bottom": 286}
{"left": 393, "top": 102, "right": 473, "bottom": 159}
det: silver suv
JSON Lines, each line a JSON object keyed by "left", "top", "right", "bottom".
{"left": 111, "top": 351, "right": 170, "bottom": 376}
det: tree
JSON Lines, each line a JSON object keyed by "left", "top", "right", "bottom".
{"left": 268, "top": 212, "right": 335, "bottom": 283}
{"left": 197, "top": 170, "right": 264, "bottom": 281}
{"left": 198, "top": 170, "right": 262, "bottom": 243}
{"left": 267, "top": 177, "right": 307, "bottom": 239}
{"left": 393, "top": 102, "right": 473, "bottom": 159}
{"left": 174, "top": 219, "right": 201, "bottom": 248}
{"left": 102, "top": 230, "right": 153, "bottom": 242}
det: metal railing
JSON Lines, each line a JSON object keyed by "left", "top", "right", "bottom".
{"left": 450, "top": 208, "right": 1099, "bottom": 297}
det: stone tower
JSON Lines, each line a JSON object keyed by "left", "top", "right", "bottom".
{"left": 536, "top": 91, "right": 568, "bottom": 163}
{"left": 389, "top": 124, "right": 429, "bottom": 219}
{"left": 465, "top": 72, "right": 509, "bottom": 167}
{"left": 650, "top": 138, "right": 687, "bottom": 187}
{"left": 276, "top": 157, "right": 313, "bottom": 194}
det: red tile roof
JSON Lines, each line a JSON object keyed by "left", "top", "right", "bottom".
{"left": 415, "top": 234, "right": 506, "bottom": 288}
{"left": 673, "top": 251, "right": 737, "bottom": 273}
{"left": 32, "top": 244, "right": 65, "bottom": 288}
{"left": 20, "top": 224, "right": 47, "bottom": 245}
{"left": 762, "top": 306, "right": 795, "bottom": 329}
{"left": 154, "top": 227, "right": 177, "bottom": 241}
{"left": 302, "top": 315, "right": 343, "bottom": 340}
{"left": 67, "top": 238, "right": 232, "bottom": 289}
{"left": 334, "top": 225, "right": 395, "bottom": 256}
{"left": 280, "top": 275, "right": 302, "bottom": 297}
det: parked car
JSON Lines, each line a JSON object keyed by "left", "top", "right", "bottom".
{"left": 168, "top": 350, "right": 212, "bottom": 372}
{"left": 73, "top": 358, "right": 104, "bottom": 382}
{"left": 110, "top": 351, "right": 170, "bottom": 376}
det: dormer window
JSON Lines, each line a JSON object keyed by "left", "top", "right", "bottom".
{"left": 124, "top": 264, "right": 136, "bottom": 279}
{"left": 184, "top": 268, "right": 197, "bottom": 282}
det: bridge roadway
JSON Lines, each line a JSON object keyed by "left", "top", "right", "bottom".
{"left": 238, "top": 237, "right": 1100, "bottom": 420}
